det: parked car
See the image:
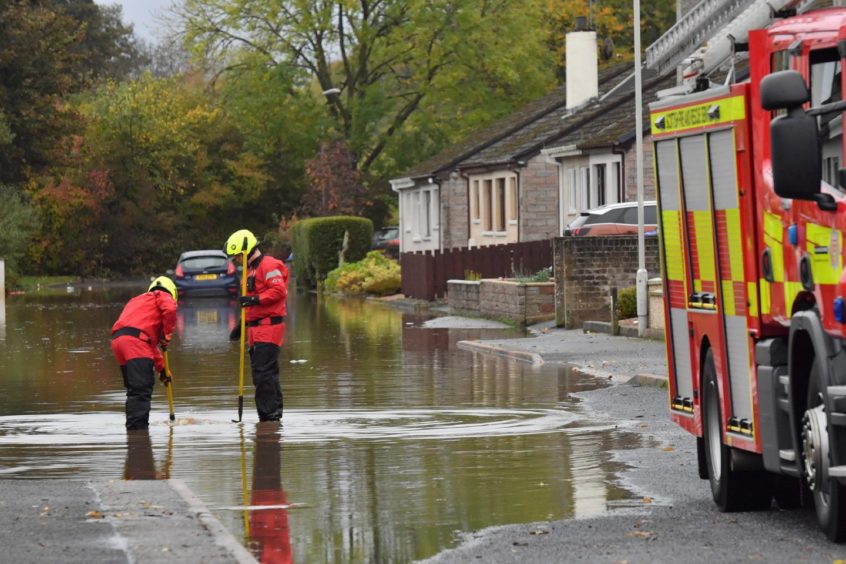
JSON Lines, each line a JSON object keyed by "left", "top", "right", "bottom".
{"left": 372, "top": 226, "right": 399, "bottom": 258}
{"left": 565, "top": 201, "right": 658, "bottom": 236}
{"left": 167, "top": 250, "right": 239, "bottom": 297}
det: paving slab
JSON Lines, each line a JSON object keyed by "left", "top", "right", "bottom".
{"left": 0, "top": 479, "right": 255, "bottom": 563}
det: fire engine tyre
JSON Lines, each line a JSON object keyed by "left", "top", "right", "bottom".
{"left": 803, "top": 359, "right": 846, "bottom": 542}
{"left": 702, "top": 348, "right": 772, "bottom": 511}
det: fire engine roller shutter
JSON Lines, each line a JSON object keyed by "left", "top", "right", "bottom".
{"left": 709, "top": 129, "right": 754, "bottom": 426}
{"left": 655, "top": 139, "right": 694, "bottom": 404}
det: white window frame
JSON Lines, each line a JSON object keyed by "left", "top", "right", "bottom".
{"left": 468, "top": 171, "right": 517, "bottom": 236}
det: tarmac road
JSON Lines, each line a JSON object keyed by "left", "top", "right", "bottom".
{"left": 420, "top": 326, "right": 846, "bottom": 564}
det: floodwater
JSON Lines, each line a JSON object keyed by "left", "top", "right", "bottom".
{"left": 0, "top": 285, "right": 643, "bottom": 562}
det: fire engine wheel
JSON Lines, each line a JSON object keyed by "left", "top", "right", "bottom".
{"left": 702, "top": 349, "right": 771, "bottom": 511}
{"left": 803, "top": 360, "right": 846, "bottom": 542}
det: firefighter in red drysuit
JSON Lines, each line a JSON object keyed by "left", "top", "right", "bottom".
{"left": 225, "top": 229, "right": 289, "bottom": 421}
{"left": 110, "top": 277, "right": 177, "bottom": 430}
{"left": 247, "top": 422, "right": 292, "bottom": 564}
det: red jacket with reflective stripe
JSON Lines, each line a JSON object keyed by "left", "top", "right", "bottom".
{"left": 244, "top": 253, "right": 288, "bottom": 346}
{"left": 112, "top": 290, "right": 177, "bottom": 354}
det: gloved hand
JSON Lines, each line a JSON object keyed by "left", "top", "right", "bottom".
{"left": 229, "top": 324, "right": 241, "bottom": 341}
{"left": 159, "top": 370, "right": 172, "bottom": 385}
{"left": 160, "top": 340, "right": 169, "bottom": 352}
{"left": 239, "top": 295, "right": 260, "bottom": 308}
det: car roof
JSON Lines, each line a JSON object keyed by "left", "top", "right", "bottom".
{"left": 178, "top": 250, "right": 228, "bottom": 260}
{"left": 582, "top": 200, "right": 656, "bottom": 215}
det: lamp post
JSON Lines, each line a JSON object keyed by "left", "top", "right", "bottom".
{"left": 634, "top": 0, "right": 648, "bottom": 336}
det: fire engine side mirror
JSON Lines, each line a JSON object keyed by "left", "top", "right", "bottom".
{"left": 760, "top": 70, "right": 809, "bottom": 110}
{"left": 761, "top": 71, "right": 822, "bottom": 202}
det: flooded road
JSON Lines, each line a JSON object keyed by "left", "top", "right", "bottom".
{"left": 0, "top": 286, "right": 642, "bottom": 562}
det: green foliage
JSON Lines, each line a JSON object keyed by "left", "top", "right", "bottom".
{"left": 616, "top": 287, "right": 638, "bottom": 320}
{"left": 292, "top": 216, "right": 373, "bottom": 288}
{"left": 178, "top": 0, "right": 556, "bottom": 181}
{"left": 0, "top": 185, "right": 39, "bottom": 280}
{"left": 512, "top": 266, "right": 552, "bottom": 283}
{"left": 465, "top": 270, "right": 481, "bottom": 281}
{"left": 324, "top": 251, "right": 401, "bottom": 296}
{"left": 544, "top": 0, "right": 676, "bottom": 79}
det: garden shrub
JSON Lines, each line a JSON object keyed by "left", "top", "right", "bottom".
{"left": 616, "top": 286, "right": 637, "bottom": 319}
{"left": 291, "top": 216, "right": 373, "bottom": 288}
{"left": 324, "top": 251, "right": 401, "bottom": 296}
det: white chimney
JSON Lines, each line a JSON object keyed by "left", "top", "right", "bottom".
{"left": 566, "top": 30, "right": 598, "bottom": 110}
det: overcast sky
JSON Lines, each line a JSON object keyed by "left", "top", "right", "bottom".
{"left": 97, "top": 0, "right": 180, "bottom": 43}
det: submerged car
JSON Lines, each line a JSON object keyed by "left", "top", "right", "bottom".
{"left": 565, "top": 201, "right": 658, "bottom": 236}
{"left": 168, "top": 250, "right": 239, "bottom": 297}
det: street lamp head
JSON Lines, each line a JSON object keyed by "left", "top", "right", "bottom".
{"left": 322, "top": 88, "right": 341, "bottom": 96}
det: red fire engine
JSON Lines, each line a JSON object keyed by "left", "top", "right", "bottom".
{"left": 651, "top": 6, "right": 846, "bottom": 541}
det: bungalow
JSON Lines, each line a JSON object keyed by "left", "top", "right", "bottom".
{"left": 390, "top": 30, "right": 675, "bottom": 255}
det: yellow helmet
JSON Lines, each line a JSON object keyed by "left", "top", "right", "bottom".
{"left": 225, "top": 229, "right": 258, "bottom": 256}
{"left": 148, "top": 276, "right": 178, "bottom": 302}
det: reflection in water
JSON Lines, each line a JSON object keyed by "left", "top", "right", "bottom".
{"left": 123, "top": 427, "right": 173, "bottom": 480}
{"left": 246, "top": 422, "right": 292, "bottom": 564}
{"left": 0, "top": 289, "right": 644, "bottom": 562}
{"left": 176, "top": 297, "right": 239, "bottom": 351}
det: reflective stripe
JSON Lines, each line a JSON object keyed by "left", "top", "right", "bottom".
{"left": 265, "top": 269, "right": 283, "bottom": 280}
{"left": 806, "top": 223, "right": 842, "bottom": 285}
{"left": 662, "top": 210, "right": 685, "bottom": 281}
{"left": 651, "top": 95, "right": 746, "bottom": 135}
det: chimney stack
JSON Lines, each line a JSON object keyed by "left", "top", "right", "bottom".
{"left": 566, "top": 30, "right": 599, "bottom": 110}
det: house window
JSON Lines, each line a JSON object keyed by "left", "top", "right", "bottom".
{"left": 423, "top": 191, "right": 432, "bottom": 237}
{"left": 472, "top": 180, "right": 480, "bottom": 221}
{"left": 614, "top": 162, "right": 623, "bottom": 202}
{"left": 508, "top": 177, "right": 517, "bottom": 221}
{"left": 568, "top": 169, "right": 577, "bottom": 211}
{"left": 483, "top": 179, "right": 493, "bottom": 230}
{"left": 495, "top": 178, "right": 506, "bottom": 231}
{"left": 595, "top": 164, "right": 606, "bottom": 206}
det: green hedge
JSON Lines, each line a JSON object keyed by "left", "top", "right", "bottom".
{"left": 616, "top": 287, "right": 637, "bottom": 320}
{"left": 292, "top": 216, "right": 373, "bottom": 288}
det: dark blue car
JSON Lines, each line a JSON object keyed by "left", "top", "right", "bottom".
{"left": 168, "top": 250, "right": 239, "bottom": 298}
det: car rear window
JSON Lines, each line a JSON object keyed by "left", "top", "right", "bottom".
{"left": 377, "top": 228, "right": 399, "bottom": 240}
{"left": 584, "top": 208, "right": 626, "bottom": 225}
{"left": 181, "top": 256, "right": 228, "bottom": 271}
{"left": 621, "top": 205, "right": 657, "bottom": 225}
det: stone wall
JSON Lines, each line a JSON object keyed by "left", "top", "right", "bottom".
{"left": 622, "top": 136, "right": 656, "bottom": 203}
{"left": 519, "top": 155, "right": 560, "bottom": 242}
{"left": 447, "top": 280, "right": 480, "bottom": 314}
{"left": 441, "top": 174, "right": 468, "bottom": 249}
{"left": 447, "top": 279, "right": 555, "bottom": 325}
{"left": 554, "top": 235, "right": 661, "bottom": 328}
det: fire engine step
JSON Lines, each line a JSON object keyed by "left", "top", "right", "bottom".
{"left": 779, "top": 374, "right": 790, "bottom": 393}
{"left": 829, "top": 466, "right": 846, "bottom": 478}
{"left": 779, "top": 449, "right": 796, "bottom": 462}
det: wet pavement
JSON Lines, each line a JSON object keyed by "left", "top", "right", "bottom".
{"left": 0, "top": 286, "right": 660, "bottom": 562}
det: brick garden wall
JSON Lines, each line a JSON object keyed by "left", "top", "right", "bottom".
{"left": 447, "top": 280, "right": 480, "bottom": 314}
{"left": 554, "top": 235, "right": 660, "bottom": 328}
{"left": 447, "top": 279, "right": 555, "bottom": 325}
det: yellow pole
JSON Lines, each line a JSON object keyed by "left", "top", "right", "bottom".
{"left": 163, "top": 351, "right": 175, "bottom": 421}
{"left": 237, "top": 250, "right": 248, "bottom": 422}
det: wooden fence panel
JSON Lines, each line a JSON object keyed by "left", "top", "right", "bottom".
{"left": 400, "top": 240, "right": 553, "bottom": 300}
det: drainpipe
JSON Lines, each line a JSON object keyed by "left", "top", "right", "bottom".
{"left": 460, "top": 170, "right": 472, "bottom": 249}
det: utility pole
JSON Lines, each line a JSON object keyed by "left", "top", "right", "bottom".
{"left": 634, "top": 0, "right": 648, "bottom": 336}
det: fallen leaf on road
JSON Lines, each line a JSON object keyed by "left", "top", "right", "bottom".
{"left": 663, "top": 446, "right": 674, "bottom": 452}
{"left": 529, "top": 530, "right": 549, "bottom": 536}
{"left": 626, "top": 530, "right": 657, "bottom": 540}
{"left": 86, "top": 511, "right": 104, "bottom": 519}
{"left": 642, "top": 496, "right": 653, "bottom": 504}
